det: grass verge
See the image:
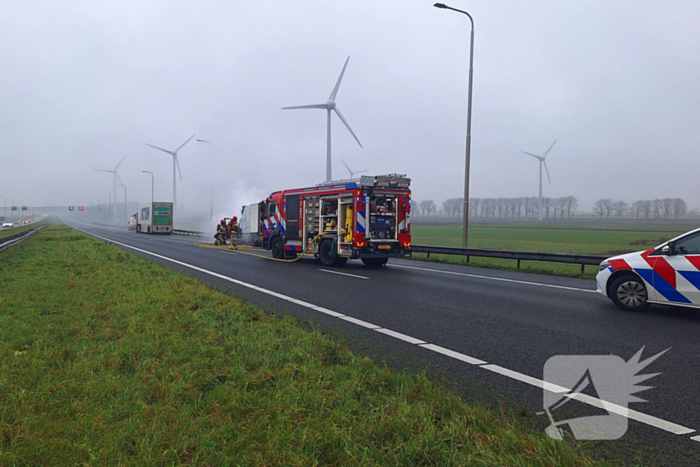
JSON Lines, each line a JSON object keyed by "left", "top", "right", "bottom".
{"left": 0, "top": 218, "right": 48, "bottom": 239}
{"left": 0, "top": 223, "right": 606, "bottom": 466}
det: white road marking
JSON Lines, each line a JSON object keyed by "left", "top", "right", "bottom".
{"left": 391, "top": 263, "right": 596, "bottom": 293}
{"left": 339, "top": 316, "right": 381, "bottom": 329}
{"left": 375, "top": 328, "right": 426, "bottom": 344}
{"left": 64, "top": 221, "right": 698, "bottom": 442}
{"left": 480, "top": 365, "right": 569, "bottom": 393}
{"left": 221, "top": 251, "right": 238, "bottom": 256}
{"left": 310, "top": 305, "right": 345, "bottom": 318}
{"left": 565, "top": 393, "right": 695, "bottom": 435}
{"left": 419, "top": 344, "right": 486, "bottom": 365}
{"left": 319, "top": 269, "right": 369, "bottom": 280}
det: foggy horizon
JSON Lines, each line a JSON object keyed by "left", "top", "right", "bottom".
{"left": 2, "top": 0, "right": 699, "bottom": 215}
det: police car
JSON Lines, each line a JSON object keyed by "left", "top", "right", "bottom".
{"left": 597, "top": 227, "right": 700, "bottom": 311}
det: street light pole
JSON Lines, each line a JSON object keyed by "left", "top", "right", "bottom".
{"left": 434, "top": 3, "right": 474, "bottom": 251}
{"left": 120, "top": 183, "right": 127, "bottom": 228}
{"left": 142, "top": 171, "right": 154, "bottom": 207}
{"left": 96, "top": 196, "right": 101, "bottom": 223}
{"left": 105, "top": 191, "right": 112, "bottom": 224}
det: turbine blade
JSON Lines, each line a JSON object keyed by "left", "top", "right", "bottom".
{"left": 521, "top": 151, "right": 543, "bottom": 160}
{"left": 543, "top": 139, "right": 558, "bottom": 158}
{"left": 196, "top": 139, "right": 212, "bottom": 144}
{"left": 333, "top": 107, "right": 363, "bottom": 148}
{"left": 341, "top": 158, "right": 352, "bottom": 174}
{"left": 145, "top": 143, "right": 174, "bottom": 155}
{"left": 543, "top": 160, "right": 551, "bottom": 183}
{"left": 355, "top": 169, "right": 369, "bottom": 174}
{"left": 115, "top": 154, "right": 126, "bottom": 170}
{"left": 329, "top": 55, "right": 350, "bottom": 101}
{"left": 174, "top": 134, "right": 196, "bottom": 153}
{"left": 176, "top": 156, "right": 183, "bottom": 182}
{"left": 94, "top": 169, "right": 114, "bottom": 173}
{"left": 281, "top": 104, "right": 328, "bottom": 110}
{"left": 115, "top": 171, "right": 123, "bottom": 184}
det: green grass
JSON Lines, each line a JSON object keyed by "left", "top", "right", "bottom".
{"left": 410, "top": 225, "right": 689, "bottom": 279}
{"left": 0, "top": 218, "right": 48, "bottom": 239}
{"left": 0, "top": 223, "right": 606, "bottom": 466}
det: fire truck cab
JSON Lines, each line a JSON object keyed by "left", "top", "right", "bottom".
{"left": 241, "top": 174, "right": 412, "bottom": 267}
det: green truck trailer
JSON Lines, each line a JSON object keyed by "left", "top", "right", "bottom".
{"left": 134, "top": 202, "right": 173, "bottom": 234}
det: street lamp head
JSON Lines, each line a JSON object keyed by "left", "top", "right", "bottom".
{"left": 434, "top": 3, "right": 448, "bottom": 9}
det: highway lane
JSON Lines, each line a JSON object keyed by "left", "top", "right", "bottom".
{"left": 62, "top": 218, "right": 700, "bottom": 462}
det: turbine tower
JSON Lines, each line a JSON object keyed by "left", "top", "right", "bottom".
{"left": 340, "top": 158, "right": 368, "bottom": 179}
{"left": 145, "top": 134, "right": 196, "bottom": 216}
{"left": 521, "top": 140, "right": 556, "bottom": 221}
{"left": 94, "top": 155, "right": 126, "bottom": 223}
{"left": 283, "top": 56, "right": 362, "bottom": 182}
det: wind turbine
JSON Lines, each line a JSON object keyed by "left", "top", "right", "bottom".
{"left": 145, "top": 134, "right": 196, "bottom": 216}
{"left": 94, "top": 155, "right": 126, "bottom": 223}
{"left": 521, "top": 140, "right": 556, "bottom": 221}
{"left": 340, "top": 158, "right": 368, "bottom": 179}
{"left": 282, "top": 56, "right": 362, "bottom": 183}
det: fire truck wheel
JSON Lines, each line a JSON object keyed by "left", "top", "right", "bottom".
{"left": 362, "top": 258, "right": 388, "bottom": 268}
{"left": 319, "top": 239, "right": 347, "bottom": 267}
{"left": 271, "top": 237, "right": 285, "bottom": 259}
{"left": 285, "top": 250, "right": 298, "bottom": 260}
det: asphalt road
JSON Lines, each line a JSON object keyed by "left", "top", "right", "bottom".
{"left": 61, "top": 217, "right": 700, "bottom": 465}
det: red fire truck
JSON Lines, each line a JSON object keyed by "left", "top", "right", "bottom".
{"left": 239, "top": 174, "right": 412, "bottom": 267}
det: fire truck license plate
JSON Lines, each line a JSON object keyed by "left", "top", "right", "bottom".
{"left": 378, "top": 245, "right": 391, "bottom": 249}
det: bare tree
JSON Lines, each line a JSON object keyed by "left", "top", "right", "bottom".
{"left": 651, "top": 199, "right": 663, "bottom": 218}
{"left": 470, "top": 198, "right": 480, "bottom": 218}
{"left": 662, "top": 198, "right": 674, "bottom": 219}
{"left": 419, "top": 200, "right": 435, "bottom": 217}
{"left": 631, "top": 200, "right": 644, "bottom": 219}
{"left": 612, "top": 200, "right": 628, "bottom": 219}
{"left": 672, "top": 198, "right": 688, "bottom": 219}
{"left": 442, "top": 199, "right": 454, "bottom": 217}
{"left": 543, "top": 197, "right": 553, "bottom": 218}
{"left": 593, "top": 199, "right": 607, "bottom": 219}
{"left": 563, "top": 196, "right": 578, "bottom": 218}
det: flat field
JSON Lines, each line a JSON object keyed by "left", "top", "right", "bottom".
{"left": 409, "top": 224, "right": 692, "bottom": 278}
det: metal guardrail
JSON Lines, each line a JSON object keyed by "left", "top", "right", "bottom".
{"left": 172, "top": 229, "right": 204, "bottom": 237}
{"left": 0, "top": 222, "right": 50, "bottom": 252}
{"left": 410, "top": 244, "right": 607, "bottom": 273}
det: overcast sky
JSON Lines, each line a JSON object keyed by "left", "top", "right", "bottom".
{"left": 1, "top": 0, "right": 698, "bottom": 215}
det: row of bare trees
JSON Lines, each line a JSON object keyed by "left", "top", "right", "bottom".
{"left": 415, "top": 196, "right": 579, "bottom": 218}
{"left": 593, "top": 198, "right": 688, "bottom": 219}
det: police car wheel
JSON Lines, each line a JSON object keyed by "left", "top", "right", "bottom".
{"left": 610, "top": 275, "right": 649, "bottom": 311}
{"left": 271, "top": 237, "right": 284, "bottom": 259}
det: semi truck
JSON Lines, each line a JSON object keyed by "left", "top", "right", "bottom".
{"left": 133, "top": 202, "right": 173, "bottom": 234}
{"left": 240, "top": 174, "right": 412, "bottom": 267}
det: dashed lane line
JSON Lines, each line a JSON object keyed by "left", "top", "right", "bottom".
{"left": 319, "top": 269, "right": 369, "bottom": 280}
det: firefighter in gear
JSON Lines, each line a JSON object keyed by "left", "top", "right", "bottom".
{"left": 214, "top": 219, "right": 227, "bottom": 246}
{"left": 228, "top": 216, "right": 239, "bottom": 250}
